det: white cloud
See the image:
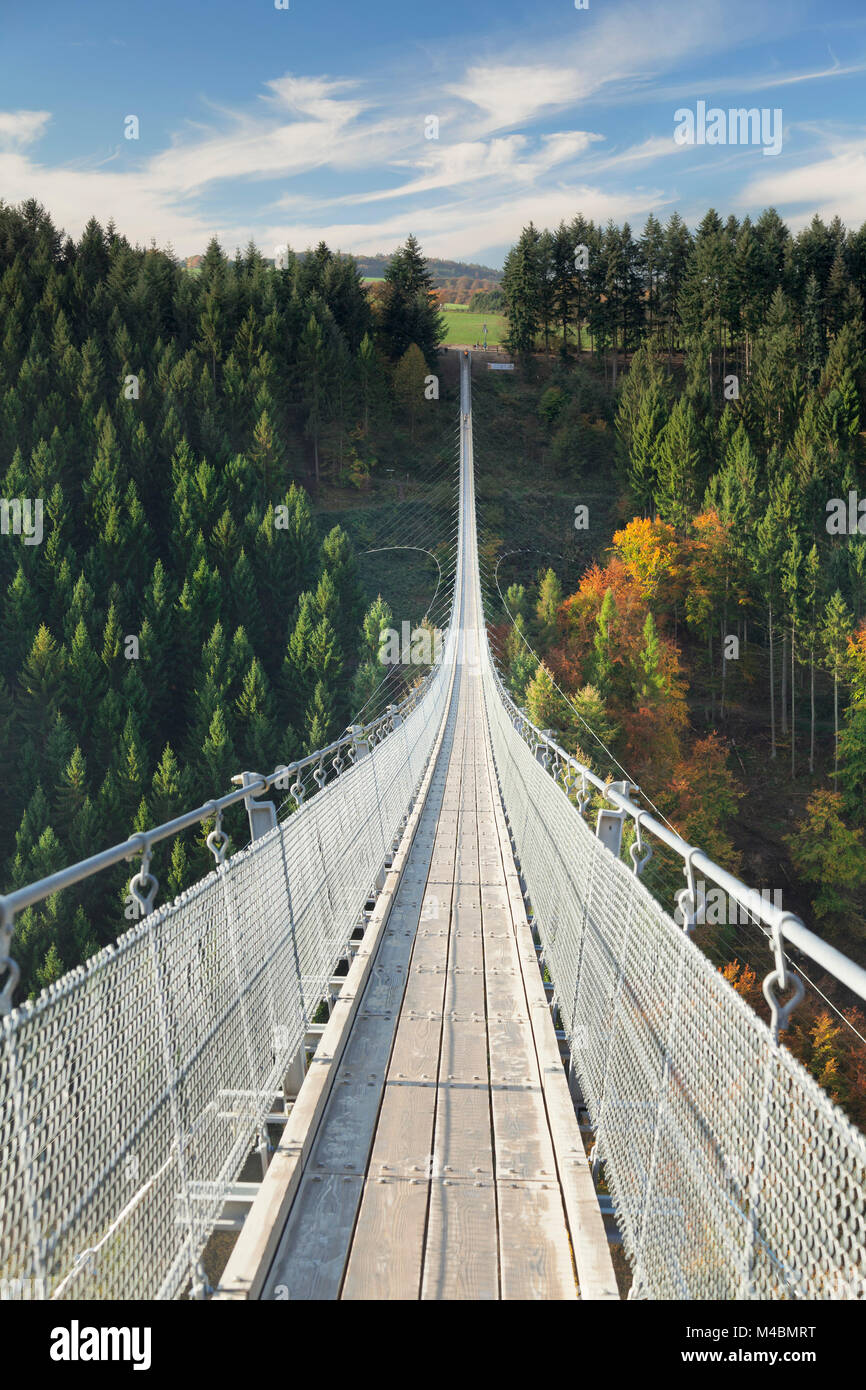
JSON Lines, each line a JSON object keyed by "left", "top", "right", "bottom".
{"left": 259, "top": 182, "right": 672, "bottom": 263}
{"left": 447, "top": 0, "right": 758, "bottom": 132}
{"left": 0, "top": 110, "right": 51, "bottom": 149}
{"left": 738, "top": 136, "right": 866, "bottom": 228}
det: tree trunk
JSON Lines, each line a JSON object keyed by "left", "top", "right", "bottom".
{"left": 720, "top": 578, "right": 729, "bottom": 720}
{"left": 795, "top": 631, "right": 800, "bottom": 783}
{"left": 809, "top": 650, "right": 815, "bottom": 775}
{"left": 833, "top": 671, "right": 839, "bottom": 783}
{"left": 708, "top": 629, "right": 715, "bottom": 724}
{"left": 768, "top": 601, "right": 776, "bottom": 759}
{"left": 781, "top": 629, "right": 788, "bottom": 735}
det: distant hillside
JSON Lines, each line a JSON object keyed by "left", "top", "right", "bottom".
{"left": 184, "top": 250, "right": 502, "bottom": 304}
{"left": 355, "top": 253, "right": 502, "bottom": 282}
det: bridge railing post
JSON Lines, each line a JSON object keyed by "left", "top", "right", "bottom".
{"left": 595, "top": 780, "right": 639, "bottom": 860}
{"left": 349, "top": 725, "right": 370, "bottom": 760}
{"left": 232, "top": 770, "right": 278, "bottom": 841}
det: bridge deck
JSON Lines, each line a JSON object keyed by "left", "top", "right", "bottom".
{"left": 216, "top": 356, "right": 616, "bottom": 1301}
{"left": 263, "top": 664, "right": 580, "bottom": 1299}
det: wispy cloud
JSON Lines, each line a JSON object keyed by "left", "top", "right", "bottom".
{"left": 738, "top": 133, "right": 866, "bottom": 228}
{"left": 0, "top": 110, "right": 51, "bottom": 149}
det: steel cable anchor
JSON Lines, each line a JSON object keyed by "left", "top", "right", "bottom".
{"left": 629, "top": 811, "right": 653, "bottom": 876}
{"left": 129, "top": 834, "right": 159, "bottom": 918}
{"left": 205, "top": 804, "right": 230, "bottom": 866}
{"left": 762, "top": 914, "right": 805, "bottom": 1042}
{"left": 674, "top": 846, "right": 706, "bottom": 934}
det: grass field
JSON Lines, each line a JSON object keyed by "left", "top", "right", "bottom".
{"left": 440, "top": 309, "right": 507, "bottom": 345}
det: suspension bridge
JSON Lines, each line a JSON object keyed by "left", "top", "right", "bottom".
{"left": 1, "top": 353, "right": 866, "bottom": 1301}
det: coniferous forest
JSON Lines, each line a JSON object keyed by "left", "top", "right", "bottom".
{"left": 0, "top": 201, "right": 444, "bottom": 999}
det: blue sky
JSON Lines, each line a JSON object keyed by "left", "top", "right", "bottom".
{"left": 1, "top": 0, "right": 865, "bottom": 267}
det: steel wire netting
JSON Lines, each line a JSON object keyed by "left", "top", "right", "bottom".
{"left": 0, "top": 638, "right": 454, "bottom": 1301}
{"left": 481, "top": 653, "right": 866, "bottom": 1301}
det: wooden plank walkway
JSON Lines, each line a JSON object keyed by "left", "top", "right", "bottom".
{"left": 223, "top": 651, "right": 616, "bottom": 1300}
{"left": 217, "top": 354, "right": 616, "bottom": 1300}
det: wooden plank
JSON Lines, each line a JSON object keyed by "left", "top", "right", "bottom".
{"left": 444, "top": 966, "right": 486, "bottom": 1016}
{"left": 490, "top": 1081, "right": 558, "bottom": 1181}
{"left": 359, "top": 960, "right": 409, "bottom": 1016}
{"left": 439, "top": 1019, "right": 488, "bottom": 1084}
{"left": 419, "top": 889, "right": 451, "bottom": 927}
{"left": 264, "top": 1173, "right": 363, "bottom": 1301}
{"left": 421, "top": 1179, "right": 498, "bottom": 1300}
{"left": 432, "top": 1080, "right": 493, "bottom": 1179}
{"left": 410, "top": 930, "right": 450, "bottom": 971}
{"left": 373, "top": 926, "right": 417, "bottom": 972}
{"left": 448, "top": 928, "right": 483, "bottom": 972}
{"left": 388, "top": 1011, "right": 441, "bottom": 1081}
{"left": 306, "top": 1072, "right": 386, "bottom": 1176}
{"left": 483, "top": 932, "right": 521, "bottom": 972}
{"left": 367, "top": 1079, "right": 437, "bottom": 1178}
{"left": 488, "top": 1017, "right": 537, "bottom": 1086}
{"left": 341, "top": 1177, "right": 430, "bottom": 1300}
{"left": 485, "top": 965, "right": 526, "bottom": 1018}
{"left": 401, "top": 964, "right": 447, "bottom": 1015}
{"left": 497, "top": 1181, "right": 577, "bottom": 1300}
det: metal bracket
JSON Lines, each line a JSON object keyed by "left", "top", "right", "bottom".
{"left": 535, "top": 730, "right": 555, "bottom": 770}
{"left": 232, "top": 771, "right": 277, "bottom": 842}
{"left": 595, "top": 780, "right": 638, "bottom": 859}
{"left": 349, "top": 725, "right": 370, "bottom": 761}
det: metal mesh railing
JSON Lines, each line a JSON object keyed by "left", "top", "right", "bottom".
{"left": 480, "top": 648, "right": 866, "bottom": 1299}
{"left": 0, "top": 631, "right": 454, "bottom": 1301}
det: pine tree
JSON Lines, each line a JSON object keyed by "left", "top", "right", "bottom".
{"left": 297, "top": 312, "right": 328, "bottom": 484}
{"left": 628, "top": 382, "right": 668, "bottom": 515}
{"left": 637, "top": 612, "right": 667, "bottom": 704}
{"left": 393, "top": 343, "right": 428, "bottom": 444}
{"left": 320, "top": 524, "right": 364, "bottom": 655}
{"left": 304, "top": 679, "right": 334, "bottom": 754}
{"left": 380, "top": 234, "right": 443, "bottom": 365}
{"left": 590, "top": 589, "right": 619, "bottom": 698}
{"left": 781, "top": 535, "right": 804, "bottom": 776}
{"left": 18, "top": 625, "right": 65, "bottom": 734}
{"left": 802, "top": 543, "right": 823, "bottom": 774}
{"left": 201, "top": 706, "right": 235, "bottom": 794}
{"left": 535, "top": 568, "right": 562, "bottom": 648}
{"left": 503, "top": 224, "right": 542, "bottom": 356}
{"left": 283, "top": 593, "right": 316, "bottom": 730}
{"left": 822, "top": 591, "right": 854, "bottom": 785}
{"left": 787, "top": 789, "right": 866, "bottom": 931}
{"left": 655, "top": 398, "right": 702, "bottom": 530}
{"left": 150, "top": 744, "right": 190, "bottom": 825}
{"left": 235, "top": 657, "right": 277, "bottom": 769}
{"left": 524, "top": 663, "right": 575, "bottom": 740}
{"left": 803, "top": 273, "right": 824, "bottom": 384}
{"left": 249, "top": 408, "right": 285, "bottom": 495}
